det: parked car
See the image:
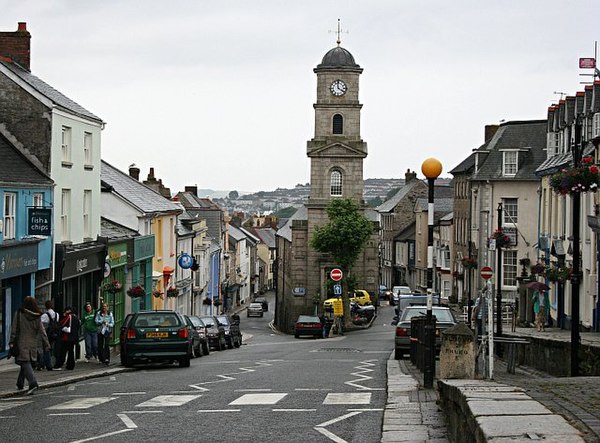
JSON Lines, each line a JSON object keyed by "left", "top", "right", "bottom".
{"left": 393, "top": 294, "right": 442, "bottom": 321}
{"left": 394, "top": 306, "right": 457, "bottom": 360}
{"left": 183, "top": 315, "right": 203, "bottom": 358}
{"left": 391, "top": 286, "right": 412, "bottom": 305}
{"left": 119, "top": 310, "right": 193, "bottom": 367}
{"left": 253, "top": 296, "right": 268, "bottom": 311}
{"left": 199, "top": 315, "right": 227, "bottom": 351}
{"left": 350, "top": 289, "right": 372, "bottom": 306}
{"left": 294, "top": 315, "right": 323, "bottom": 339}
{"left": 187, "top": 315, "right": 210, "bottom": 356}
{"left": 216, "top": 314, "right": 242, "bottom": 348}
{"left": 247, "top": 302, "right": 264, "bottom": 317}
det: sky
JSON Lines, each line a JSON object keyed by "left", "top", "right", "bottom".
{"left": 3, "top": 1, "right": 600, "bottom": 194}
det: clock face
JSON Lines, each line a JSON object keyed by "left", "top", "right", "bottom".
{"left": 330, "top": 79, "right": 347, "bottom": 96}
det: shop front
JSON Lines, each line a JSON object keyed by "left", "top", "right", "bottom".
{"left": 132, "top": 235, "right": 155, "bottom": 313}
{"left": 101, "top": 241, "right": 129, "bottom": 344}
{"left": 0, "top": 240, "right": 40, "bottom": 357}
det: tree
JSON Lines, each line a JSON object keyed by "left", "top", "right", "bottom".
{"left": 228, "top": 190, "right": 239, "bottom": 200}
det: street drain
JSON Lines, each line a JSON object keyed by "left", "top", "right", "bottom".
{"left": 315, "top": 348, "right": 361, "bottom": 353}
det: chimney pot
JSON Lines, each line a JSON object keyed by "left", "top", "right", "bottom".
{"left": 185, "top": 186, "right": 198, "bottom": 197}
{"left": 128, "top": 164, "right": 140, "bottom": 180}
{"left": 17, "top": 22, "right": 27, "bottom": 32}
{"left": 405, "top": 169, "right": 417, "bottom": 183}
{"left": 0, "top": 22, "right": 32, "bottom": 71}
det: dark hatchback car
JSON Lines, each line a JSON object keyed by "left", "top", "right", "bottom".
{"left": 185, "top": 315, "right": 209, "bottom": 357}
{"left": 216, "top": 314, "right": 242, "bottom": 349}
{"left": 187, "top": 315, "right": 210, "bottom": 356}
{"left": 199, "top": 315, "right": 227, "bottom": 351}
{"left": 119, "top": 310, "right": 193, "bottom": 367}
{"left": 253, "top": 296, "right": 268, "bottom": 311}
{"left": 294, "top": 315, "right": 323, "bottom": 339}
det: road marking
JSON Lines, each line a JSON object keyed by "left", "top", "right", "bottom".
{"left": 69, "top": 428, "right": 134, "bottom": 443}
{"left": 295, "top": 388, "right": 332, "bottom": 391}
{"left": 234, "top": 388, "right": 272, "bottom": 392}
{"left": 273, "top": 408, "right": 317, "bottom": 412}
{"left": 0, "top": 401, "right": 31, "bottom": 411}
{"left": 323, "top": 393, "right": 371, "bottom": 405}
{"left": 197, "top": 409, "right": 241, "bottom": 413}
{"left": 67, "top": 385, "right": 76, "bottom": 391}
{"left": 47, "top": 397, "right": 117, "bottom": 410}
{"left": 229, "top": 393, "right": 287, "bottom": 405}
{"left": 48, "top": 412, "right": 91, "bottom": 416}
{"left": 113, "top": 392, "right": 146, "bottom": 396}
{"left": 316, "top": 411, "right": 363, "bottom": 427}
{"left": 0, "top": 416, "right": 15, "bottom": 419}
{"left": 136, "top": 395, "right": 201, "bottom": 407}
{"left": 345, "top": 359, "right": 385, "bottom": 391}
{"left": 347, "top": 408, "right": 384, "bottom": 411}
{"left": 120, "top": 410, "right": 163, "bottom": 414}
{"left": 117, "top": 413, "right": 137, "bottom": 429}
{"left": 188, "top": 384, "right": 210, "bottom": 391}
{"left": 314, "top": 427, "right": 348, "bottom": 443}
{"left": 109, "top": 376, "right": 116, "bottom": 381}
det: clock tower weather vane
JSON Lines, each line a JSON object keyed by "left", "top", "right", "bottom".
{"left": 329, "top": 18, "right": 348, "bottom": 46}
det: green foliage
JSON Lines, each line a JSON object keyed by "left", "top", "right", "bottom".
{"left": 274, "top": 206, "right": 298, "bottom": 218}
{"left": 228, "top": 190, "right": 239, "bottom": 200}
{"left": 310, "top": 198, "right": 373, "bottom": 271}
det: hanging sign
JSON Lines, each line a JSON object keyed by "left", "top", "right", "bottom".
{"left": 27, "top": 208, "right": 51, "bottom": 236}
{"left": 178, "top": 253, "right": 194, "bottom": 269}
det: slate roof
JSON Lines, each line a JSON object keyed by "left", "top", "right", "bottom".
{"left": 176, "top": 210, "right": 195, "bottom": 237}
{"left": 100, "top": 217, "right": 139, "bottom": 240}
{"left": 535, "top": 143, "right": 596, "bottom": 176}
{"left": 0, "top": 133, "right": 53, "bottom": 187}
{"left": 0, "top": 60, "right": 103, "bottom": 123}
{"left": 469, "top": 120, "right": 547, "bottom": 182}
{"left": 276, "top": 206, "right": 307, "bottom": 242}
{"left": 101, "top": 160, "right": 182, "bottom": 215}
{"left": 376, "top": 179, "right": 426, "bottom": 213}
{"left": 175, "top": 192, "right": 223, "bottom": 241}
{"left": 251, "top": 227, "right": 277, "bottom": 249}
{"left": 228, "top": 225, "right": 247, "bottom": 242}
{"left": 395, "top": 224, "right": 415, "bottom": 242}
{"left": 416, "top": 198, "right": 454, "bottom": 215}
{"left": 449, "top": 152, "right": 477, "bottom": 175}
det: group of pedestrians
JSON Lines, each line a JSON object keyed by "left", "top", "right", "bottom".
{"left": 8, "top": 298, "right": 114, "bottom": 395}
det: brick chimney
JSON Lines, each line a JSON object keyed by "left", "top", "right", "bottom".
{"left": 128, "top": 164, "right": 140, "bottom": 180}
{"left": 0, "top": 22, "right": 31, "bottom": 71}
{"left": 185, "top": 186, "right": 198, "bottom": 197}
{"left": 484, "top": 124, "right": 499, "bottom": 143}
{"left": 405, "top": 169, "right": 417, "bottom": 183}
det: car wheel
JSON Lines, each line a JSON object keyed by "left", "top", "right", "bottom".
{"left": 193, "top": 344, "right": 201, "bottom": 358}
{"left": 217, "top": 339, "right": 223, "bottom": 351}
{"left": 394, "top": 348, "right": 402, "bottom": 360}
{"left": 120, "top": 353, "right": 133, "bottom": 367}
{"left": 202, "top": 342, "right": 210, "bottom": 355}
{"left": 294, "top": 333, "right": 299, "bottom": 339}
{"left": 234, "top": 336, "right": 241, "bottom": 348}
{"left": 260, "top": 313, "right": 263, "bottom": 317}
{"left": 179, "top": 356, "right": 190, "bottom": 368}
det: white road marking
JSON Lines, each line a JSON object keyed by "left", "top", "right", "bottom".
{"left": 109, "top": 376, "right": 116, "bottom": 381}
{"left": 112, "top": 392, "right": 146, "bottom": 395}
{"left": 314, "top": 427, "right": 348, "bottom": 443}
{"left": 234, "top": 388, "right": 272, "bottom": 392}
{"left": 69, "top": 428, "right": 133, "bottom": 443}
{"left": 345, "top": 359, "right": 385, "bottom": 391}
{"left": 117, "top": 413, "right": 137, "bottom": 429}
{"left": 48, "top": 412, "right": 91, "bottom": 416}
{"left": 120, "top": 410, "right": 163, "bottom": 414}
{"left": 323, "top": 393, "right": 372, "bottom": 405}
{"left": 67, "top": 385, "right": 76, "bottom": 391}
{"left": 47, "top": 397, "right": 117, "bottom": 410}
{"left": 316, "top": 411, "right": 364, "bottom": 427}
{"left": 197, "top": 409, "right": 241, "bottom": 413}
{"left": 347, "top": 408, "right": 384, "bottom": 411}
{"left": 188, "top": 384, "right": 210, "bottom": 391}
{"left": 229, "top": 393, "right": 287, "bottom": 405}
{"left": 0, "top": 416, "right": 15, "bottom": 419}
{"left": 136, "top": 395, "right": 201, "bottom": 408}
{"left": 0, "top": 401, "right": 31, "bottom": 411}
{"left": 295, "top": 388, "right": 332, "bottom": 391}
{"left": 273, "top": 408, "right": 317, "bottom": 412}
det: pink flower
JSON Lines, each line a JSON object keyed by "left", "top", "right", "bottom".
{"left": 582, "top": 157, "right": 594, "bottom": 164}
{"left": 590, "top": 166, "right": 599, "bottom": 174}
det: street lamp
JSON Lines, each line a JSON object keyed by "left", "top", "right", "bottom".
{"left": 421, "top": 157, "right": 442, "bottom": 388}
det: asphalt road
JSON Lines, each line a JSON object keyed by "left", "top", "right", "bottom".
{"left": 1, "top": 304, "right": 396, "bottom": 443}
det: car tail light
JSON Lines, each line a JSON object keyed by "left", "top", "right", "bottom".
{"left": 178, "top": 327, "right": 188, "bottom": 338}
{"left": 396, "top": 326, "right": 408, "bottom": 337}
{"left": 127, "top": 328, "right": 137, "bottom": 339}
{"left": 296, "top": 323, "right": 303, "bottom": 328}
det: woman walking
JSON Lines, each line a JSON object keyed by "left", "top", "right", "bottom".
{"left": 95, "top": 303, "right": 114, "bottom": 366}
{"left": 9, "top": 296, "right": 50, "bottom": 395}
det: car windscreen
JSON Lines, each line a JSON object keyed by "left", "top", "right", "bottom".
{"left": 401, "top": 309, "right": 454, "bottom": 322}
{"left": 134, "top": 313, "right": 181, "bottom": 328}
{"left": 199, "top": 317, "right": 215, "bottom": 327}
{"left": 297, "top": 315, "right": 320, "bottom": 323}
{"left": 216, "top": 316, "right": 230, "bottom": 326}
{"left": 189, "top": 316, "right": 205, "bottom": 328}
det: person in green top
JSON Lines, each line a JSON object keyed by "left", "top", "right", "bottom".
{"left": 82, "top": 302, "right": 98, "bottom": 362}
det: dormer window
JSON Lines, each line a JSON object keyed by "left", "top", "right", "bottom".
{"left": 332, "top": 114, "right": 343, "bottom": 134}
{"left": 330, "top": 170, "right": 343, "bottom": 196}
{"left": 503, "top": 151, "right": 518, "bottom": 176}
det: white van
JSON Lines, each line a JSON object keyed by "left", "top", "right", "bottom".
{"left": 391, "top": 286, "right": 412, "bottom": 305}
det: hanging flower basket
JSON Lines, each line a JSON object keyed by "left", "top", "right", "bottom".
{"left": 166, "top": 287, "right": 179, "bottom": 298}
{"left": 461, "top": 257, "right": 478, "bottom": 270}
{"left": 549, "top": 157, "right": 600, "bottom": 195}
{"left": 127, "top": 285, "right": 146, "bottom": 298}
{"left": 530, "top": 262, "right": 546, "bottom": 275}
{"left": 152, "top": 289, "right": 164, "bottom": 299}
{"left": 103, "top": 280, "right": 122, "bottom": 293}
{"left": 202, "top": 297, "right": 212, "bottom": 305}
{"left": 519, "top": 258, "right": 531, "bottom": 267}
{"left": 544, "top": 265, "right": 571, "bottom": 283}
{"left": 489, "top": 229, "right": 511, "bottom": 248}
{"left": 212, "top": 299, "right": 222, "bottom": 307}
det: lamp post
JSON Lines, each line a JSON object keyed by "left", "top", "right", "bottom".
{"left": 421, "top": 157, "right": 443, "bottom": 388}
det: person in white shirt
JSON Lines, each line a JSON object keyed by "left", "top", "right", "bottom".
{"left": 40, "top": 300, "right": 59, "bottom": 371}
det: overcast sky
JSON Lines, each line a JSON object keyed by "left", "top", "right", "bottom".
{"left": 3, "top": 1, "right": 600, "bottom": 193}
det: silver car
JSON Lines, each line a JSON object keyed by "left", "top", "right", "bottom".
{"left": 247, "top": 302, "right": 264, "bottom": 318}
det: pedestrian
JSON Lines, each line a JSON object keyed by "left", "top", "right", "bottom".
{"left": 532, "top": 290, "right": 550, "bottom": 332}
{"left": 471, "top": 292, "right": 487, "bottom": 337}
{"left": 9, "top": 296, "right": 50, "bottom": 395}
{"left": 55, "top": 306, "right": 79, "bottom": 370}
{"left": 40, "top": 300, "right": 59, "bottom": 371}
{"left": 82, "top": 302, "right": 98, "bottom": 362}
{"left": 95, "top": 303, "right": 114, "bottom": 366}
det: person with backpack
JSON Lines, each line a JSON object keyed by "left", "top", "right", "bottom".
{"left": 82, "top": 302, "right": 98, "bottom": 362}
{"left": 40, "top": 299, "right": 59, "bottom": 371}
{"left": 54, "top": 306, "right": 80, "bottom": 370}
{"left": 95, "top": 303, "right": 114, "bottom": 366}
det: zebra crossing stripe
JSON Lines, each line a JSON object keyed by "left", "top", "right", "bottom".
{"left": 323, "top": 393, "right": 372, "bottom": 405}
{"left": 229, "top": 393, "right": 287, "bottom": 405}
{"left": 0, "top": 401, "right": 31, "bottom": 411}
{"left": 136, "top": 395, "right": 201, "bottom": 408}
{"left": 47, "top": 397, "right": 117, "bottom": 410}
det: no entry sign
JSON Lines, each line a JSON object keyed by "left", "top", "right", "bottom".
{"left": 480, "top": 266, "right": 493, "bottom": 280}
{"left": 330, "top": 268, "right": 343, "bottom": 281}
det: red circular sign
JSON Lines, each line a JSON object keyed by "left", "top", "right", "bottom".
{"left": 480, "top": 266, "right": 493, "bottom": 280}
{"left": 330, "top": 268, "right": 343, "bottom": 281}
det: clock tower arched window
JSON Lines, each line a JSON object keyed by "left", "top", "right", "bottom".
{"left": 332, "top": 114, "right": 343, "bottom": 134}
{"left": 330, "top": 170, "right": 343, "bottom": 196}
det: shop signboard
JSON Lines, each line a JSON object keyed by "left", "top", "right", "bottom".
{"left": 134, "top": 235, "right": 155, "bottom": 261}
{"left": 0, "top": 243, "right": 38, "bottom": 279}
{"left": 107, "top": 243, "right": 128, "bottom": 268}
{"left": 27, "top": 208, "right": 51, "bottom": 236}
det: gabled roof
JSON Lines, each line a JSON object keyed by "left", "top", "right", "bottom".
{"left": 469, "top": 120, "right": 547, "bottom": 181}
{"left": 276, "top": 206, "right": 308, "bottom": 241}
{"left": 228, "top": 224, "right": 247, "bottom": 242}
{"left": 0, "top": 132, "right": 53, "bottom": 187}
{"left": 376, "top": 179, "right": 426, "bottom": 213}
{"left": 250, "top": 227, "right": 277, "bottom": 248}
{"left": 0, "top": 60, "right": 103, "bottom": 123}
{"left": 101, "top": 160, "right": 182, "bottom": 215}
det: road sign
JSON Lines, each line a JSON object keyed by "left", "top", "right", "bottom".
{"left": 330, "top": 268, "right": 343, "bottom": 281}
{"left": 333, "top": 284, "right": 342, "bottom": 296}
{"left": 332, "top": 299, "right": 343, "bottom": 316}
{"left": 480, "top": 266, "right": 493, "bottom": 280}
